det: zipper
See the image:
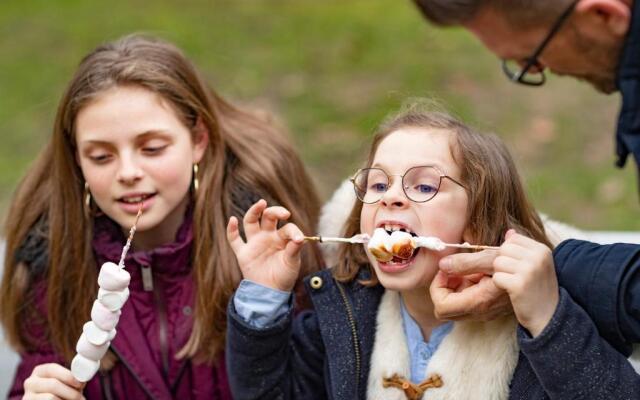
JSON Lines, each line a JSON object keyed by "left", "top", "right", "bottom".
{"left": 99, "top": 370, "right": 115, "bottom": 400}
{"left": 336, "top": 281, "right": 361, "bottom": 399}
{"left": 110, "top": 346, "right": 158, "bottom": 400}
{"left": 152, "top": 274, "right": 170, "bottom": 379}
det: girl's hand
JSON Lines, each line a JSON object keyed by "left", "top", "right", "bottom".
{"left": 227, "top": 199, "right": 305, "bottom": 292}
{"left": 23, "top": 363, "right": 85, "bottom": 400}
{"left": 492, "top": 229, "right": 559, "bottom": 337}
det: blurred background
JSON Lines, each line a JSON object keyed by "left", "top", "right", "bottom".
{"left": 1, "top": 0, "right": 639, "bottom": 396}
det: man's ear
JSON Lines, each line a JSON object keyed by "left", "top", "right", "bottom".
{"left": 192, "top": 117, "right": 210, "bottom": 163}
{"left": 575, "top": 0, "right": 631, "bottom": 38}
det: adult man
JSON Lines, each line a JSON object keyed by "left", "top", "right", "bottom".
{"left": 413, "top": 0, "right": 640, "bottom": 356}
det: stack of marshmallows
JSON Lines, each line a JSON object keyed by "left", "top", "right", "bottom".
{"left": 70, "top": 262, "right": 131, "bottom": 382}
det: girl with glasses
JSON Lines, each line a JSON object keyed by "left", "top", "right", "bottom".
{"left": 225, "top": 102, "right": 640, "bottom": 399}
{"left": 0, "top": 34, "right": 322, "bottom": 400}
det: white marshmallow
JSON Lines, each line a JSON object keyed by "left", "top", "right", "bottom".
{"left": 98, "top": 287, "right": 130, "bottom": 311}
{"left": 91, "top": 299, "right": 121, "bottom": 331}
{"left": 389, "top": 230, "right": 414, "bottom": 243}
{"left": 71, "top": 353, "right": 100, "bottom": 382}
{"left": 98, "top": 262, "right": 131, "bottom": 291}
{"left": 368, "top": 228, "right": 392, "bottom": 251}
{"left": 76, "top": 332, "right": 110, "bottom": 361}
{"left": 83, "top": 321, "right": 114, "bottom": 346}
{"left": 415, "top": 236, "right": 446, "bottom": 251}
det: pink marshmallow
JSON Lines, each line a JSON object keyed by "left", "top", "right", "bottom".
{"left": 71, "top": 353, "right": 100, "bottom": 382}
{"left": 98, "top": 262, "right": 131, "bottom": 291}
{"left": 76, "top": 332, "right": 110, "bottom": 361}
{"left": 98, "top": 287, "right": 130, "bottom": 311}
{"left": 90, "top": 300, "right": 121, "bottom": 331}
{"left": 83, "top": 321, "right": 114, "bottom": 346}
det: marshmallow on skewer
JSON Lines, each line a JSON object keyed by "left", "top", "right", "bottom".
{"left": 70, "top": 354, "right": 100, "bottom": 383}
{"left": 71, "top": 206, "right": 142, "bottom": 383}
{"left": 91, "top": 300, "right": 121, "bottom": 331}
{"left": 367, "top": 228, "right": 394, "bottom": 262}
{"left": 98, "top": 262, "right": 131, "bottom": 291}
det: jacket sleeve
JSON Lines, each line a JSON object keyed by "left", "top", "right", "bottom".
{"left": 553, "top": 239, "right": 640, "bottom": 355}
{"left": 226, "top": 295, "right": 327, "bottom": 400}
{"left": 519, "top": 287, "right": 640, "bottom": 399}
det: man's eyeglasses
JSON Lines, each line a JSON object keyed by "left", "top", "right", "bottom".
{"left": 502, "top": 1, "right": 578, "bottom": 86}
{"left": 350, "top": 166, "right": 466, "bottom": 204}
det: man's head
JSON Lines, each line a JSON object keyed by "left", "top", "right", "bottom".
{"left": 413, "top": 0, "right": 633, "bottom": 93}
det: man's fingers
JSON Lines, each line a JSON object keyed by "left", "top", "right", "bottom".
{"left": 226, "top": 217, "right": 244, "bottom": 254}
{"left": 439, "top": 250, "right": 498, "bottom": 275}
{"left": 242, "top": 199, "right": 267, "bottom": 238}
{"left": 260, "top": 206, "right": 291, "bottom": 232}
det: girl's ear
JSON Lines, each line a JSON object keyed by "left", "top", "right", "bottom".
{"left": 192, "top": 117, "right": 210, "bottom": 163}
{"left": 574, "top": 0, "right": 631, "bottom": 39}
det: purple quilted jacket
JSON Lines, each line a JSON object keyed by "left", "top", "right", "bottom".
{"left": 8, "top": 214, "right": 232, "bottom": 399}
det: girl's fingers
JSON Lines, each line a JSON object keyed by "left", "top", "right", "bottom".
{"left": 260, "top": 206, "right": 291, "bottom": 232}
{"left": 226, "top": 216, "right": 244, "bottom": 253}
{"left": 28, "top": 377, "right": 82, "bottom": 399}
{"left": 278, "top": 223, "right": 304, "bottom": 244}
{"left": 30, "top": 394, "right": 63, "bottom": 400}
{"left": 242, "top": 199, "right": 267, "bottom": 238}
{"left": 31, "top": 364, "right": 83, "bottom": 390}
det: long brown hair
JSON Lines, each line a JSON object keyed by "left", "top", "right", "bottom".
{"left": 0, "top": 34, "right": 322, "bottom": 363}
{"left": 333, "top": 102, "right": 552, "bottom": 284}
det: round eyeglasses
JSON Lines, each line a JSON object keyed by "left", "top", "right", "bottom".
{"left": 350, "top": 166, "right": 466, "bottom": 204}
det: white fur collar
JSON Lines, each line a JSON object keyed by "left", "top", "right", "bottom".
{"left": 367, "top": 290, "right": 519, "bottom": 400}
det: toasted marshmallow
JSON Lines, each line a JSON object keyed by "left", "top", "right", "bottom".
{"left": 76, "top": 332, "right": 110, "bottom": 361}
{"left": 98, "top": 262, "right": 131, "bottom": 291}
{"left": 367, "top": 228, "right": 393, "bottom": 262}
{"left": 98, "top": 287, "right": 130, "bottom": 312}
{"left": 71, "top": 353, "right": 100, "bottom": 382}
{"left": 91, "top": 300, "right": 121, "bottom": 331}
{"left": 390, "top": 231, "right": 416, "bottom": 259}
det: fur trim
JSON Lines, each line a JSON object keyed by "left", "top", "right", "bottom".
{"left": 317, "top": 180, "right": 356, "bottom": 266}
{"left": 367, "top": 291, "right": 519, "bottom": 400}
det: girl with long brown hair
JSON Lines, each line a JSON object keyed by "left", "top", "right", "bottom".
{"left": 0, "top": 34, "right": 322, "bottom": 399}
{"left": 224, "top": 102, "right": 639, "bottom": 399}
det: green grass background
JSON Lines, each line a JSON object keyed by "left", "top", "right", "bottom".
{"left": 1, "top": 0, "right": 638, "bottom": 230}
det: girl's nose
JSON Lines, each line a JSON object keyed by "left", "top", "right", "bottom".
{"left": 117, "top": 157, "right": 143, "bottom": 184}
{"left": 380, "top": 179, "right": 408, "bottom": 208}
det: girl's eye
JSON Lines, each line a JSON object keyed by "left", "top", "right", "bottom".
{"left": 142, "top": 145, "right": 168, "bottom": 154}
{"left": 369, "top": 182, "right": 388, "bottom": 192}
{"left": 415, "top": 184, "right": 437, "bottom": 194}
{"left": 89, "top": 154, "right": 112, "bottom": 164}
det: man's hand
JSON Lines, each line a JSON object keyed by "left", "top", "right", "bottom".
{"left": 430, "top": 249, "right": 513, "bottom": 321}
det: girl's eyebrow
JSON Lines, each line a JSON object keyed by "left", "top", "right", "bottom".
{"left": 371, "top": 161, "right": 448, "bottom": 173}
{"left": 79, "top": 130, "right": 172, "bottom": 145}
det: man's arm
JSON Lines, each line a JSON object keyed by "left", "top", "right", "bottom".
{"left": 553, "top": 239, "right": 640, "bottom": 355}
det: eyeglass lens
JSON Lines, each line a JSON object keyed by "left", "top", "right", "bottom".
{"left": 353, "top": 166, "right": 442, "bottom": 203}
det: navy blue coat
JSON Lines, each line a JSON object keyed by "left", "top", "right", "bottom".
{"left": 554, "top": 239, "right": 640, "bottom": 356}
{"left": 226, "top": 268, "right": 640, "bottom": 399}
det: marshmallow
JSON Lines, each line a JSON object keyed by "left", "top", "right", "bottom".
{"left": 91, "top": 300, "right": 121, "bottom": 331}
{"left": 367, "top": 228, "right": 394, "bottom": 262}
{"left": 415, "top": 236, "right": 446, "bottom": 251}
{"left": 76, "top": 332, "right": 110, "bottom": 361}
{"left": 71, "top": 353, "right": 100, "bottom": 382}
{"left": 389, "top": 231, "right": 416, "bottom": 260}
{"left": 83, "top": 321, "right": 114, "bottom": 346}
{"left": 98, "top": 287, "right": 130, "bottom": 311}
{"left": 98, "top": 262, "right": 131, "bottom": 291}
